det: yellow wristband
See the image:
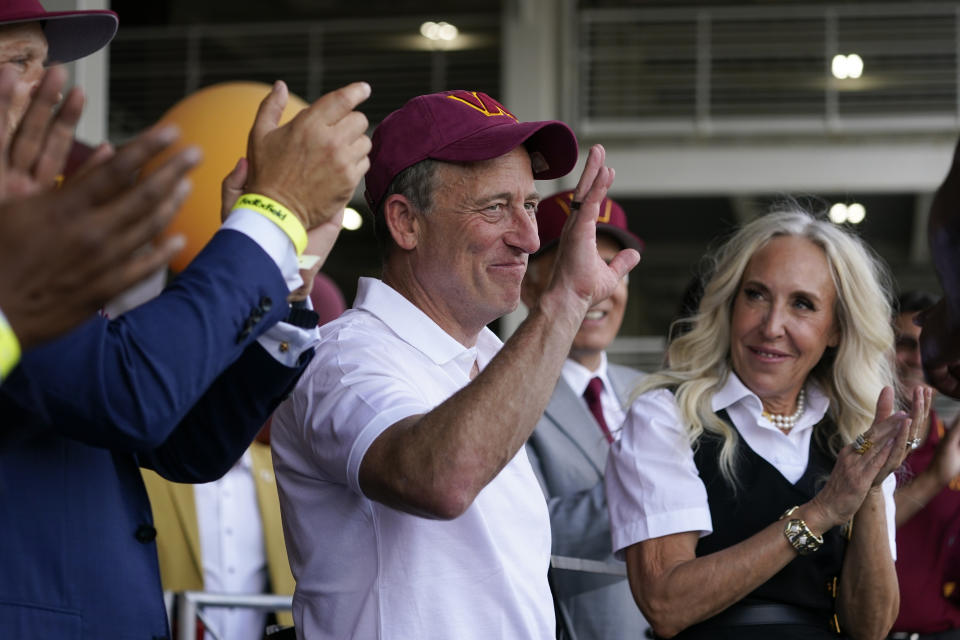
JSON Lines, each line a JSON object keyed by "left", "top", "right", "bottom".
{"left": 0, "top": 312, "right": 22, "bottom": 381}
{"left": 232, "top": 193, "right": 308, "bottom": 256}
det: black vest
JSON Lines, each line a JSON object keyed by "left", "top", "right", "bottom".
{"left": 677, "top": 410, "right": 846, "bottom": 638}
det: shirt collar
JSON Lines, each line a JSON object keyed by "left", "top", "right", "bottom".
{"left": 711, "top": 370, "right": 830, "bottom": 431}
{"left": 561, "top": 352, "right": 610, "bottom": 397}
{"left": 354, "top": 277, "right": 502, "bottom": 377}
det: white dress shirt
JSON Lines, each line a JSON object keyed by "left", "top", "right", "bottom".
{"left": 194, "top": 450, "right": 268, "bottom": 640}
{"left": 606, "top": 372, "right": 896, "bottom": 558}
{"left": 271, "top": 277, "right": 554, "bottom": 640}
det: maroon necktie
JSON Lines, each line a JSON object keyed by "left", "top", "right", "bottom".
{"left": 583, "top": 377, "right": 614, "bottom": 444}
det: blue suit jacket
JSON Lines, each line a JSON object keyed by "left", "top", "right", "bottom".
{"left": 0, "top": 230, "right": 311, "bottom": 640}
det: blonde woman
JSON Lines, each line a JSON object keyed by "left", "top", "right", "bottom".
{"left": 606, "top": 211, "right": 929, "bottom": 640}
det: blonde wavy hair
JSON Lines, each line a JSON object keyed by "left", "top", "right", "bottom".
{"left": 635, "top": 210, "right": 896, "bottom": 486}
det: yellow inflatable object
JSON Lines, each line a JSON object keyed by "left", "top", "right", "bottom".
{"left": 150, "top": 82, "right": 308, "bottom": 272}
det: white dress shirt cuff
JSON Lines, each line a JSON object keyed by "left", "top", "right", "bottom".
{"left": 257, "top": 322, "right": 320, "bottom": 368}
{"left": 222, "top": 208, "right": 303, "bottom": 291}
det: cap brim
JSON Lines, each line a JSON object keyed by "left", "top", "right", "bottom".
{"left": 431, "top": 119, "right": 578, "bottom": 181}
{"left": 597, "top": 224, "right": 645, "bottom": 254}
{"left": 29, "top": 12, "right": 118, "bottom": 64}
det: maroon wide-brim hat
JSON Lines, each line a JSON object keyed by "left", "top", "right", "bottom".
{"left": 0, "top": 0, "right": 118, "bottom": 64}
{"left": 534, "top": 189, "right": 644, "bottom": 255}
{"left": 364, "top": 90, "right": 578, "bottom": 213}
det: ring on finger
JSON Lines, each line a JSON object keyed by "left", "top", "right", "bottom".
{"left": 907, "top": 437, "right": 921, "bottom": 450}
{"left": 570, "top": 200, "right": 582, "bottom": 210}
{"left": 854, "top": 433, "right": 873, "bottom": 455}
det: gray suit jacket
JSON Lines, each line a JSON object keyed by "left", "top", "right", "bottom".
{"left": 526, "top": 361, "right": 650, "bottom": 640}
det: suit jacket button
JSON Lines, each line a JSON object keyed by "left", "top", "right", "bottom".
{"left": 250, "top": 309, "right": 264, "bottom": 323}
{"left": 135, "top": 524, "right": 157, "bottom": 543}
{"left": 259, "top": 296, "right": 273, "bottom": 312}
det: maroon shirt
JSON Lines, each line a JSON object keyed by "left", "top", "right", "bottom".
{"left": 893, "top": 412, "right": 960, "bottom": 632}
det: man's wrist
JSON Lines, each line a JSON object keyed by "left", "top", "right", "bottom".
{"left": 536, "top": 285, "right": 590, "bottom": 332}
{"left": 232, "top": 193, "right": 308, "bottom": 255}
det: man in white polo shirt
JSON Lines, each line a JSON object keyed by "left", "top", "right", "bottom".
{"left": 271, "top": 90, "right": 640, "bottom": 639}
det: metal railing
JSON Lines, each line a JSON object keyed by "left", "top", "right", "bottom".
{"left": 168, "top": 555, "right": 628, "bottom": 640}
{"left": 173, "top": 591, "right": 293, "bottom": 640}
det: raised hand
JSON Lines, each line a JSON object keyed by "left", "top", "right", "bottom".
{"left": 0, "top": 125, "right": 200, "bottom": 349}
{"left": 809, "top": 386, "right": 923, "bottom": 527}
{"left": 220, "top": 156, "right": 247, "bottom": 223}
{"left": 931, "top": 411, "right": 960, "bottom": 485}
{"left": 0, "top": 65, "right": 84, "bottom": 200}
{"left": 245, "top": 80, "right": 371, "bottom": 232}
{"left": 545, "top": 144, "right": 640, "bottom": 312}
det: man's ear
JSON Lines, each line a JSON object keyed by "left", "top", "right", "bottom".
{"left": 383, "top": 194, "right": 420, "bottom": 251}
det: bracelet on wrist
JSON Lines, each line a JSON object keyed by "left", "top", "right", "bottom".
{"left": 232, "top": 193, "right": 308, "bottom": 256}
{"left": 781, "top": 505, "right": 823, "bottom": 555}
{"left": 0, "top": 312, "right": 22, "bottom": 381}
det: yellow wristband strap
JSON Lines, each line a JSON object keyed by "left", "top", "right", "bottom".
{"left": 0, "top": 312, "right": 22, "bottom": 381}
{"left": 232, "top": 193, "right": 308, "bottom": 256}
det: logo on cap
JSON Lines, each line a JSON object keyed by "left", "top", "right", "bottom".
{"left": 446, "top": 91, "right": 518, "bottom": 121}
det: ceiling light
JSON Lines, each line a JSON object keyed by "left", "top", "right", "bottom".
{"left": 342, "top": 207, "right": 363, "bottom": 231}
{"left": 831, "top": 53, "right": 864, "bottom": 80}
{"left": 828, "top": 202, "right": 866, "bottom": 225}
{"left": 420, "top": 21, "right": 459, "bottom": 42}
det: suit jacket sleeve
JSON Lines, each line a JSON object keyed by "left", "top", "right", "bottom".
{"left": 525, "top": 436, "right": 612, "bottom": 559}
{"left": 138, "top": 341, "right": 310, "bottom": 483}
{"left": 1, "top": 230, "right": 300, "bottom": 459}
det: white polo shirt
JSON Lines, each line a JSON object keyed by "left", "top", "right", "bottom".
{"left": 606, "top": 373, "right": 896, "bottom": 558}
{"left": 271, "top": 277, "right": 554, "bottom": 640}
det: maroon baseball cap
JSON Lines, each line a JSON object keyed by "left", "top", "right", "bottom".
{"left": 364, "top": 90, "right": 578, "bottom": 213}
{"left": 534, "top": 189, "right": 644, "bottom": 256}
{"left": 0, "top": 0, "right": 118, "bottom": 64}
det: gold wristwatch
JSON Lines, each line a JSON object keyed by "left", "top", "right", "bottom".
{"left": 781, "top": 505, "right": 823, "bottom": 555}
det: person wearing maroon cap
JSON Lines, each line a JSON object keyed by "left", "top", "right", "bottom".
{"left": 0, "top": 2, "right": 374, "bottom": 639}
{"left": 890, "top": 290, "right": 960, "bottom": 640}
{"left": 521, "top": 189, "right": 650, "bottom": 640}
{"left": 271, "top": 90, "right": 640, "bottom": 639}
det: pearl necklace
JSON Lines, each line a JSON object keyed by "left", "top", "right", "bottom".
{"left": 762, "top": 389, "right": 806, "bottom": 434}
